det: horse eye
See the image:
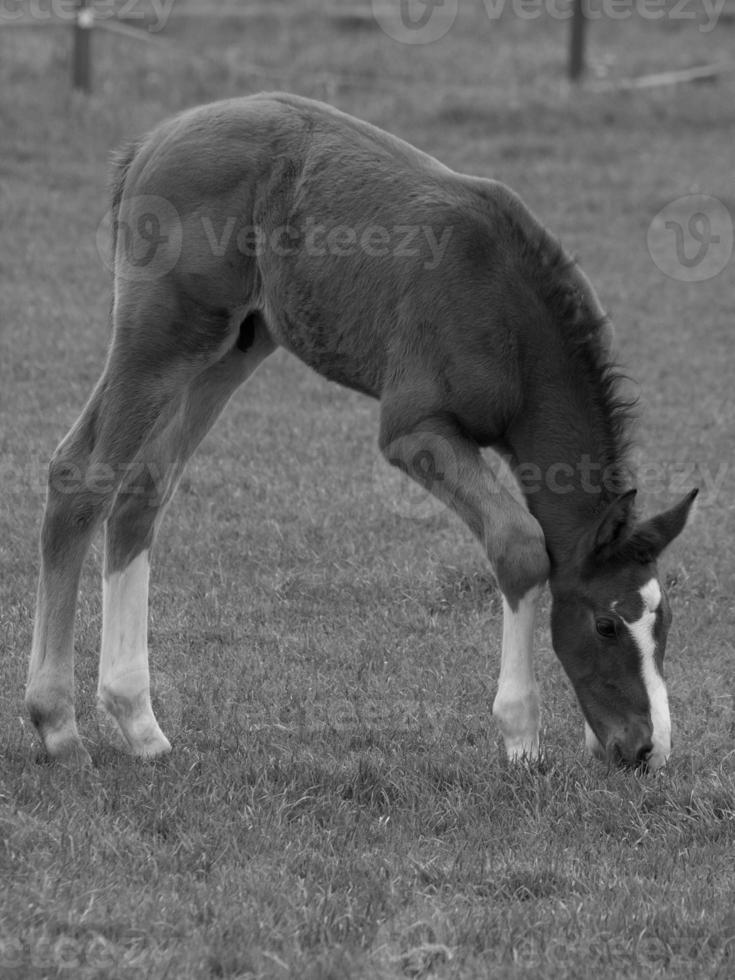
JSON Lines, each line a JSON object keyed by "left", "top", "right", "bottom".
{"left": 596, "top": 617, "right": 617, "bottom": 639}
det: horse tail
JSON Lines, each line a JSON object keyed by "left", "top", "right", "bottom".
{"left": 109, "top": 140, "right": 140, "bottom": 269}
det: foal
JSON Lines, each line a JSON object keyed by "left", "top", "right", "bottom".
{"left": 27, "top": 93, "right": 696, "bottom": 770}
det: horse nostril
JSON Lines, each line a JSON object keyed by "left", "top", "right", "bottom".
{"left": 636, "top": 742, "right": 653, "bottom": 765}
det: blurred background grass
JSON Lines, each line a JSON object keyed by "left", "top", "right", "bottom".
{"left": 1, "top": 4, "right": 734, "bottom": 976}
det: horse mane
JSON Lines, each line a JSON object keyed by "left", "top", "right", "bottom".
{"left": 531, "top": 233, "right": 636, "bottom": 499}
{"left": 491, "top": 184, "right": 637, "bottom": 501}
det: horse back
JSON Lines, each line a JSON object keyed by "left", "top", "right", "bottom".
{"left": 113, "top": 94, "right": 557, "bottom": 437}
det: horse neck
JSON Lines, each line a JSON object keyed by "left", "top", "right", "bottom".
{"left": 506, "top": 380, "right": 628, "bottom": 574}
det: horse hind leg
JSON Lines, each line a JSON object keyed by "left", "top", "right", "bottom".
{"left": 26, "top": 365, "right": 182, "bottom": 764}
{"left": 97, "top": 318, "right": 274, "bottom": 757}
{"left": 26, "top": 280, "right": 251, "bottom": 763}
{"left": 27, "top": 379, "right": 107, "bottom": 764}
{"left": 378, "top": 394, "right": 550, "bottom": 762}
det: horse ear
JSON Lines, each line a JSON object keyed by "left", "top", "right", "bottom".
{"left": 624, "top": 488, "right": 698, "bottom": 563}
{"left": 587, "top": 489, "right": 638, "bottom": 558}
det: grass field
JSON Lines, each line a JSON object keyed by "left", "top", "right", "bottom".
{"left": 2, "top": 2, "right": 735, "bottom": 977}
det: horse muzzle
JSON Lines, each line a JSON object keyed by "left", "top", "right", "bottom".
{"left": 586, "top": 719, "right": 669, "bottom": 772}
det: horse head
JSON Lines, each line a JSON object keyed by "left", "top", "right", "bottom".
{"left": 550, "top": 488, "right": 698, "bottom": 770}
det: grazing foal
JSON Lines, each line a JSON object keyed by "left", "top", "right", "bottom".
{"left": 27, "top": 93, "right": 696, "bottom": 770}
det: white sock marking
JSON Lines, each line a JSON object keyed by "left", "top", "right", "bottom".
{"left": 493, "top": 588, "right": 541, "bottom": 761}
{"left": 584, "top": 720, "right": 605, "bottom": 760}
{"left": 623, "top": 578, "right": 670, "bottom": 768}
{"left": 99, "top": 550, "right": 170, "bottom": 756}
{"left": 101, "top": 551, "right": 150, "bottom": 690}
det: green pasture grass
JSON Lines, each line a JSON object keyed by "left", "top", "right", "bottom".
{"left": 1, "top": 2, "right": 734, "bottom": 977}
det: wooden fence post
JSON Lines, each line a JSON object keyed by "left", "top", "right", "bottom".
{"left": 72, "top": 0, "right": 93, "bottom": 92}
{"left": 569, "top": 0, "right": 587, "bottom": 82}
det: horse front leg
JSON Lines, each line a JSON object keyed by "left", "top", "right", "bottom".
{"left": 378, "top": 402, "right": 549, "bottom": 763}
{"left": 494, "top": 586, "right": 543, "bottom": 761}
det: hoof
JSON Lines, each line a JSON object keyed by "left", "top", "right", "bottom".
{"left": 641, "top": 750, "right": 669, "bottom": 774}
{"left": 97, "top": 689, "right": 171, "bottom": 759}
{"left": 27, "top": 704, "right": 92, "bottom": 768}
{"left": 493, "top": 689, "right": 541, "bottom": 766}
{"left": 132, "top": 728, "right": 172, "bottom": 759}
{"left": 504, "top": 737, "right": 541, "bottom": 764}
{"left": 38, "top": 734, "right": 93, "bottom": 769}
{"left": 97, "top": 697, "right": 171, "bottom": 758}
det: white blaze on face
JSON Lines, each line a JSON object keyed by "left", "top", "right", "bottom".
{"left": 623, "top": 578, "right": 671, "bottom": 769}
